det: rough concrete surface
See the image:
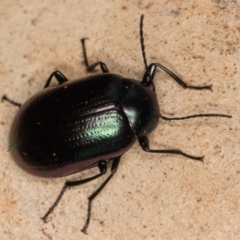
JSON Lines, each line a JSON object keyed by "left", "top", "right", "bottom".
{"left": 0, "top": 1, "right": 239, "bottom": 239}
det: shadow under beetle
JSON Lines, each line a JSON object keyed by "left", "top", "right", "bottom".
{"left": 2, "top": 15, "right": 231, "bottom": 233}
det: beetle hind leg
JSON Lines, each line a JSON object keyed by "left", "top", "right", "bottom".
{"left": 1, "top": 95, "right": 21, "bottom": 107}
{"left": 41, "top": 160, "right": 108, "bottom": 227}
{"left": 81, "top": 156, "right": 121, "bottom": 233}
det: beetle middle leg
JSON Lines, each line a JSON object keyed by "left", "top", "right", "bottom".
{"left": 142, "top": 112, "right": 230, "bottom": 160}
{"left": 81, "top": 38, "right": 109, "bottom": 73}
{"left": 159, "top": 112, "right": 231, "bottom": 120}
{"left": 138, "top": 135, "right": 204, "bottom": 161}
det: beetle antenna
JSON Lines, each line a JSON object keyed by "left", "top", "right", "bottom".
{"left": 140, "top": 15, "right": 148, "bottom": 71}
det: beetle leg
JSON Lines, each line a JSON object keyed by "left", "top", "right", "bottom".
{"left": 43, "top": 70, "right": 68, "bottom": 88}
{"left": 81, "top": 156, "right": 121, "bottom": 234}
{"left": 80, "top": 38, "right": 109, "bottom": 73}
{"left": 142, "top": 63, "right": 212, "bottom": 92}
{"left": 138, "top": 135, "right": 204, "bottom": 161}
{"left": 159, "top": 112, "right": 231, "bottom": 120}
{"left": 1, "top": 95, "right": 21, "bottom": 107}
{"left": 2, "top": 71, "right": 68, "bottom": 104}
{"left": 41, "top": 160, "right": 107, "bottom": 223}
{"left": 86, "top": 61, "right": 109, "bottom": 73}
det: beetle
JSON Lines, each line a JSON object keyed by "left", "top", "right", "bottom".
{"left": 2, "top": 15, "right": 231, "bottom": 233}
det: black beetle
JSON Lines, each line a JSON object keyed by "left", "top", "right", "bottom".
{"left": 2, "top": 15, "right": 231, "bottom": 233}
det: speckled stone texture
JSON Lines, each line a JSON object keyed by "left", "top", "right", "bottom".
{"left": 0, "top": 1, "right": 239, "bottom": 239}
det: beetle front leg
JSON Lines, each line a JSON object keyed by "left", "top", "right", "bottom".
{"left": 138, "top": 136, "right": 204, "bottom": 161}
{"left": 41, "top": 160, "right": 108, "bottom": 223}
{"left": 81, "top": 38, "right": 109, "bottom": 73}
{"left": 81, "top": 156, "right": 121, "bottom": 234}
{"left": 142, "top": 63, "right": 212, "bottom": 92}
{"left": 43, "top": 70, "right": 69, "bottom": 88}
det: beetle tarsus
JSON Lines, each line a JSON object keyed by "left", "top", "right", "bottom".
{"left": 81, "top": 38, "right": 90, "bottom": 68}
{"left": 1, "top": 95, "right": 21, "bottom": 107}
{"left": 42, "top": 185, "right": 67, "bottom": 222}
{"left": 81, "top": 199, "right": 92, "bottom": 234}
{"left": 159, "top": 113, "right": 232, "bottom": 120}
{"left": 139, "top": 14, "right": 148, "bottom": 71}
{"left": 188, "top": 84, "right": 212, "bottom": 91}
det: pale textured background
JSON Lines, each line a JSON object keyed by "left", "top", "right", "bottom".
{"left": 0, "top": 1, "right": 239, "bottom": 239}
